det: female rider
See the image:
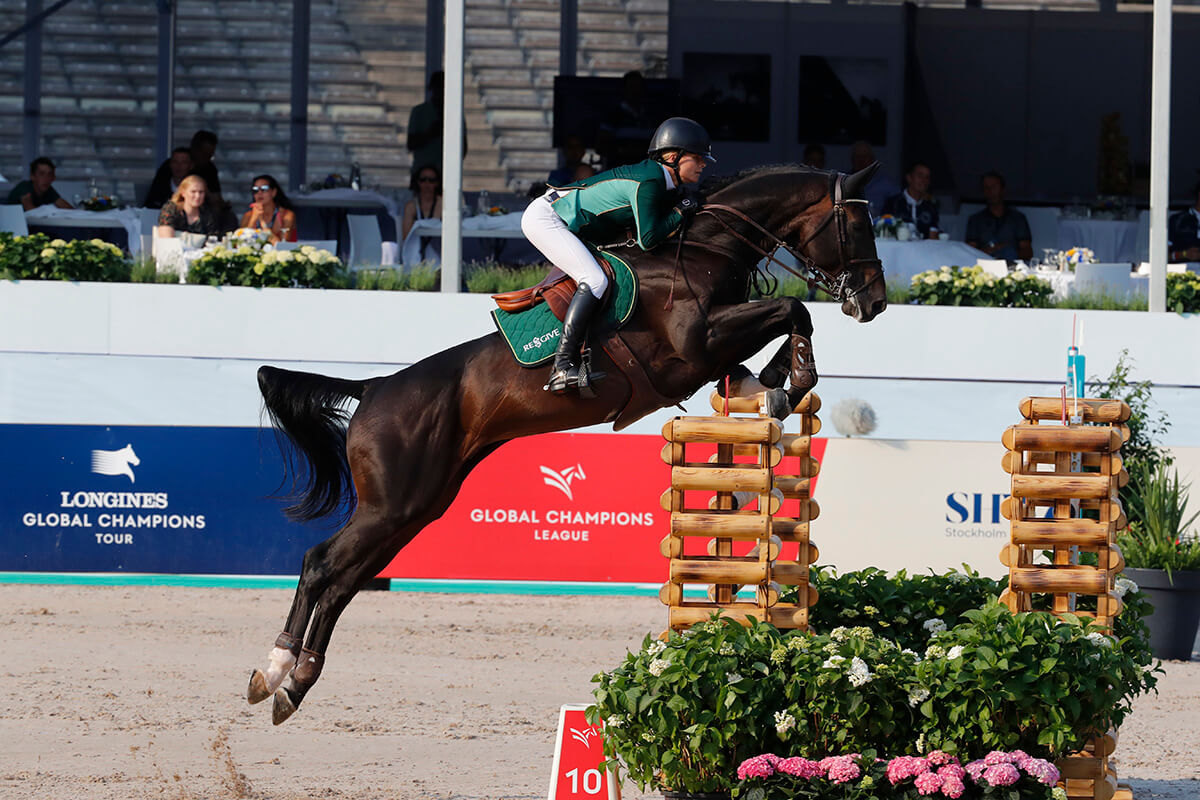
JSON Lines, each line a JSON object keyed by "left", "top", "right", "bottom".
{"left": 521, "top": 117, "right": 715, "bottom": 395}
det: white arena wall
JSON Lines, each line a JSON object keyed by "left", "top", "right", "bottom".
{"left": 1, "top": 280, "right": 1198, "bottom": 581}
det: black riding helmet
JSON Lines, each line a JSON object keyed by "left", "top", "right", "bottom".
{"left": 647, "top": 117, "right": 717, "bottom": 164}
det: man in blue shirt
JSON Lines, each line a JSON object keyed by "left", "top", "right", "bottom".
{"left": 882, "top": 161, "right": 938, "bottom": 237}
{"left": 965, "top": 171, "right": 1032, "bottom": 261}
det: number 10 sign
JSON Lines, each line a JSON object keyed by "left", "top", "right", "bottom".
{"left": 548, "top": 704, "right": 619, "bottom": 799}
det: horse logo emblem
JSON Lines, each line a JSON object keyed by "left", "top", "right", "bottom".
{"left": 569, "top": 725, "right": 599, "bottom": 748}
{"left": 91, "top": 444, "right": 140, "bottom": 483}
{"left": 540, "top": 463, "right": 586, "bottom": 501}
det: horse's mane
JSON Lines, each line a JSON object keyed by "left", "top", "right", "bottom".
{"left": 702, "top": 163, "right": 832, "bottom": 198}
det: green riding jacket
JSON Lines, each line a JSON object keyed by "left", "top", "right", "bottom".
{"left": 548, "top": 158, "right": 684, "bottom": 250}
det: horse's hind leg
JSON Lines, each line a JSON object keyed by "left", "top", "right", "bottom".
{"left": 246, "top": 539, "right": 339, "bottom": 704}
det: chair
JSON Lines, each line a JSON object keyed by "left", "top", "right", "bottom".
{"left": 152, "top": 236, "right": 187, "bottom": 282}
{"left": 137, "top": 207, "right": 161, "bottom": 233}
{"left": 1014, "top": 206, "right": 1062, "bottom": 258}
{"left": 347, "top": 213, "right": 382, "bottom": 270}
{"left": 0, "top": 205, "right": 29, "bottom": 236}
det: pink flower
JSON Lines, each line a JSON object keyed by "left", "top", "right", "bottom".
{"left": 937, "top": 764, "right": 966, "bottom": 781}
{"left": 736, "top": 755, "right": 776, "bottom": 780}
{"left": 941, "top": 775, "right": 966, "bottom": 799}
{"left": 821, "top": 755, "right": 862, "bottom": 784}
{"left": 1022, "top": 757, "right": 1061, "bottom": 785}
{"left": 982, "top": 763, "right": 1021, "bottom": 787}
{"left": 926, "top": 750, "right": 958, "bottom": 767}
{"left": 965, "top": 760, "right": 987, "bottom": 780}
{"left": 777, "top": 757, "right": 822, "bottom": 779}
{"left": 983, "top": 750, "right": 1014, "bottom": 766}
{"left": 1009, "top": 750, "right": 1030, "bottom": 766}
{"left": 914, "top": 771, "right": 944, "bottom": 795}
{"left": 887, "top": 755, "right": 931, "bottom": 784}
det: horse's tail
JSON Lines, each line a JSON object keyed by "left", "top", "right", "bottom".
{"left": 257, "top": 365, "right": 370, "bottom": 524}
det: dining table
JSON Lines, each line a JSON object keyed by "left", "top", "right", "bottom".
{"left": 872, "top": 239, "right": 991, "bottom": 285}
{"left": 401, "top": 212, "right": 541, "bottom": 268}
{"left": 24, "top": 206, "right": 144, "bottom": 256}
{"left": 291, "top": 189, "right": 400, "bottom": 261}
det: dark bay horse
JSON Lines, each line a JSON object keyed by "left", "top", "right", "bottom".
{"left": 248, "top": 164, "right": 887, "bottom": 724}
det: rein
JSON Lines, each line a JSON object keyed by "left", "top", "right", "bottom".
{"left": 695, "top": 173, "right": 883, "bottom": 303}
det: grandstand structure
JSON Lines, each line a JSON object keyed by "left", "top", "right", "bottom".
{"left": 0, "top": 0, "right": 667, "bottom": 199}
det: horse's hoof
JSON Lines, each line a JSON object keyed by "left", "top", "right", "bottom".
{"left": 247, "top": 669, "right": 271, "bottom": 705}
{"left": 764, "top": 388, "right": 792, "bottom": 421}
{"left": 272, "top": 687, "right": 299, "bottom": 725}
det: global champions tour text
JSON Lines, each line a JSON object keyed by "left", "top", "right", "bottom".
{"left": 21, "top": 491, "right": 206, "bottom": 545}
{"left": 469, "top": 507, "right": 655, "bottom": 542}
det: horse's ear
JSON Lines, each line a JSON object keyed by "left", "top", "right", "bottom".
{"left": 843, "top": 162, "right": 881, "bottom": 199}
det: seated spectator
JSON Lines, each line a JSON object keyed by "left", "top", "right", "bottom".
{"left": 144, "top": 146, "right": 194, "bottom": 208}
{"left": 965, "top": 171, "right": 1032, "bottom": 261}
{"left": 400, "top": 164, "right": 443, "bottom": 263}
{"left": 239, "top": 174, "right": 297, "bottom": 244}
{"left": 882, "top": 161, "right": 939, "bottom": 238}
{"left": 572, "top": 163, "right": 598, "bottom": 182}
{"left": 1168, "top": 180, "right": 1200, "bottom": 262}
{"left": 548, "top": 134, "right": 588, "bottom": 186}
{"left": 802, "top": 143, "right": 826, "bottom": 169}
{"left": 156, "top": 175, "right": 225, "bottom": 238}
{"left": 850, "top": 140, "right": 899, "bottom": 217}
{"left": 6, "top": 156, "right": 73, "bottom": 210}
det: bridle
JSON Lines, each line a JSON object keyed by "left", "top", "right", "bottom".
{"left": 697, "top": 172, "right": 884, "bottom": 303}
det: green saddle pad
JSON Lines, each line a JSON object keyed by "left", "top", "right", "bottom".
{"left": 491, "top": 249, "right": 638, "bottom": 367}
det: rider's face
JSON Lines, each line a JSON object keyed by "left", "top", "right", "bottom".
{"left": 677, "top": 153, "right": 707, "bottom": 185}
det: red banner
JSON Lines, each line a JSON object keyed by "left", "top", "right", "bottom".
{"left": 379, "top": 431, "right": 826, "bottom": 584}
{"left": 547, "top": 705, "right": 618, "bottom": 800}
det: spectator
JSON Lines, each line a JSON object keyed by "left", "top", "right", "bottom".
{"left": 6, "top": 156, "right": 73, "bottom": 210}
{"left": 407, "top": 71, "right": 467, "bottom": 177}
{"left": 240, "top": 174, "right": 298, "bottom": 244}
{"left": 599, "top": 70, "right": 656, "bottom": 168}
{"left": 156, "top": 175, "right": 225, "bottom": 238}
{"left": 802, "top": 143, "right": 826, "bottom": 169}
{"left": 965, "top": 171, "right": 1032, "bottom": 261}
{"left": 188, "top": 130, "right": 223, "bottom": 207}
{"left": 850, "top": 140, "right": 899, "bottom": 217}
{"left": 1168, "top": 180, "right": 1200, "bottom": 262}
{"left": 882, "top": 161, "right": 939, "bottom": 238}
{"left": 143, "top": 146, "right": 194, "bottom": 209}
{"left": 548, "top": 134, "right": 588, "bottom": 186}
{"left": 572, "top": 163, "right": 598, "bottom": 182}
{"left": 400, "top": 164, "right": 443, "bottom": 264}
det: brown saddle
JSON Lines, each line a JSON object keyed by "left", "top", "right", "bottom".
{"left": 491, "top": 255, "right": 616, "bottom": 322}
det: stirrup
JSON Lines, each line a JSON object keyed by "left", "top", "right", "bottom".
{"left": 576, "top": 347, "right": 607, "bottom": 399}
{"left": 543, "top": 365, "right": 577, "bottom": 395}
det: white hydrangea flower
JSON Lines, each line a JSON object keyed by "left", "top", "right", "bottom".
{"left": 774, "top": 710, "right": 796, "bottom": 735}
{"left": 726, "top": 671, "right": 744, "bottom": 684}
{"left": 1114, "top": 577, "right": 1138, "bottom": 598}
{"left": 924, "top": 644, "right": 946, "bottom": 660}
{"left": 923, "top": 618, "right": 947, "bottom": 634}
{"left": 606, "top": 714, "right": 624, "bottom": 728}
{"left": 822, "top": 655, "right": 846, "bottom": 670}
{"left": 947, "top": 645, "right": 965, "bottom": 660}
{"left": 901, "top": 648, "right": 920, "bottom": 662}
{"left": 648, "top": 658, "right": 670, "bottom": 676}
{"left": 908, "top": 686, "right": 930, "bottom": 706}
{"left": 718, "top": 643, "right": 736, "bottom": 656}
{"left": 646, "top": 640, "right": 666, "bottom": 658}
{"left": 1052, "top": 787, "right": 1068, "bottom": 800}
{"left": 948, "top": 571, "right": 969, "bottom": 584}
{"left": 847, "top": 656, "right": 873, "bottom": 687}
{"left": 1086, "top": 632, "right": 1113, "bottom": 649}
{"left": 831, "top": 626, "right": 850, "bottom": 641}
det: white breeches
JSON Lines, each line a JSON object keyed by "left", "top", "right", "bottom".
{"left": 521, "top": 194, "right": 608, "bottom": 299}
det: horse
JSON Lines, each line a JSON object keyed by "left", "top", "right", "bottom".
{"left": 247, "top": 163, "right": 887, "bottom": 725}
{"left": 91, "top": 444, "right": 140, "bottom": 483}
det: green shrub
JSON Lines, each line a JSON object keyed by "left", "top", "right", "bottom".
{"left": 1166, "top": 270, "right": 1200, "bottom": 313}
{"left": 0, "top": 233, "right": 130, "bottom": 281}
{"left": 910, "top": 266, "right": 1053, "bottom": 308}
{"left": 187, "top": 244, "right": 348, "bottom": 289}
{"left": 463, "top": 261, "right": 549, "bottom": 293}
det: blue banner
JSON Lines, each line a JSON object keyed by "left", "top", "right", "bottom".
{"left": 0, "top": 424, "right": 336, "bottom": 574}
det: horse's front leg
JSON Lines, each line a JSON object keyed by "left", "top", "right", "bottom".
{"left": 706, "top": 297, "right": 816, "bottom": 412}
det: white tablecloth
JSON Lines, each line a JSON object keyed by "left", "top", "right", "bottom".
{"left": 1056, "top": 218, "right": 1139, "bottom": 264}
{"left": 875, "top": 239, "right": 990, "bottom": 284}
{"left": 401, "top": 213, "right": 527, "bottom": 267}
{"left": 24, "top": 206, "right": 144, "bottom": 256}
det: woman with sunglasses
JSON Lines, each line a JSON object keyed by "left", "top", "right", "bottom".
{"left": 400, "top": 165, "right": 444, "bottom": 263}
{"left": 240, "top": 175, "right": 297, "bottom": 244}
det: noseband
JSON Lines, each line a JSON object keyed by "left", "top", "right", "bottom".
{"left": 698, "top": 173, "right": 883, "bottom": 303}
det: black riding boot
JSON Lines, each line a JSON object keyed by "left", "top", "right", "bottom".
{"left": 545, "top": 283, "right": 606, "bottom": 395}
